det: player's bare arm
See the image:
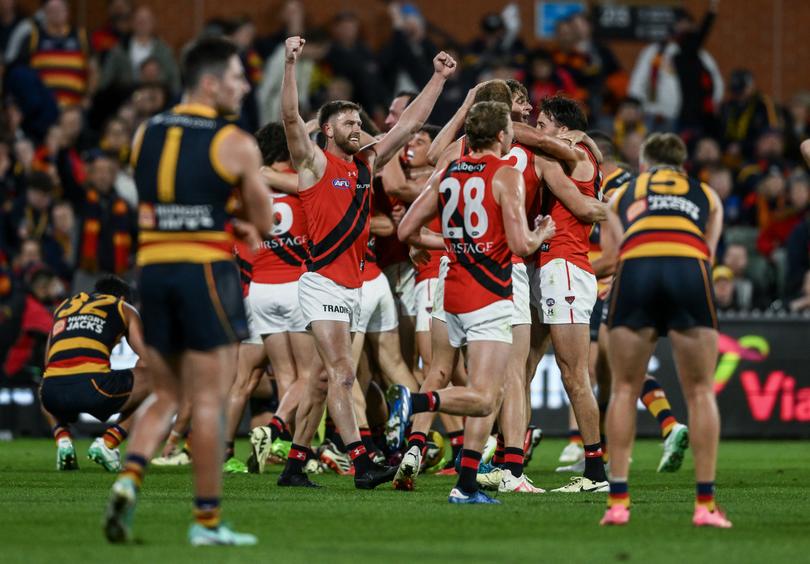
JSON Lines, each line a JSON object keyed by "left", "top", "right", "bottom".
{"left": 370, "top": 213, "right": 396, "bottom": 237}
{"left": 493, "top": 166, "right": 555, "bottom": 256}
{"left": 397, "top": 170, "right": 445, "bottom": 250}
{"left": 281, "top": 36, "right": 326, "bottom": 189}
{"left": 704, "top": 187, "right": 724, "bottom": 262}
{"left": 371, "top": 51, "right": 457, "bottom": 170}
{"left": 426, "top": 83, "right": 482, "bottom": 165}
{"left": 558, "top": 130, "right": 604, "bottom": 164}
{"left": 801, "top": 139, "right": 810, "bottom": 167}
{"left": 381, "top": 156, "right": 422, "bottom": 203}
{"left": 513, "top": 122, "right": 584, "bottom": 164}
{"left": 122, "top": 304, "right": 148, "bottom": 362}
{"left": 260, "top": 165, "right": 298, "bottom": 194}
{"left": 538, "top": 155, "right": 607, "bottom": 223}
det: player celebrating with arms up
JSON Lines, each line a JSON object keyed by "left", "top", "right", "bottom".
{"left": 279, "top": 36, "right": 456, "bottom": 489}
{"left": 398, "top": 101, "right": 555, "bottom": 504}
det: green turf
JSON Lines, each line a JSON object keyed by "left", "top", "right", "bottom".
{"left": 0, "top": 438, "right": 808, "bottom": 563}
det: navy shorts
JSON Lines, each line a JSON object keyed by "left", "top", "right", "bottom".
{"left": 606, "top": 257, "right": 717, "bottom": 335}
{"left": 589, "top": 298, "right": 604, "bottom": 342}
{"left": 40, "top": 370, "right": 133, "bottom": 423}
{"left": 139, "top": 261, "right": 248, "bottom": 356}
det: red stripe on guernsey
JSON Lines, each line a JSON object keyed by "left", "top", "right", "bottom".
{"left": 585, "top": 449, "right": 604, "bottom": 458}
{"left": 620, "top": 231, "right": 710, "bottom": 257}
{"left": 537, "top": 143, "right": 599, "bottom": 273}
{"left": 697, "top": 494, "right": 714, "bottom": 502}
{"left": 47, "top": 356, "right": 108, "bottom": 368}
{"left": 503, "top": 453, "right": 524, "bottom": 464}
{"left": 610, "top": 492, "right": 630, "bottom": 499}
{"left": 460, "top": 456, "right": 480, "bottom": 470}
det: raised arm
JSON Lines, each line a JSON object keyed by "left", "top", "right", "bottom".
{"left": 539, "top": 156, "right": 607, "bottom": 223}
{"left": 397, "top": 167, "right": 445, "bottom": 250}
{"left": 281, "top": 36, "right": 325, "bottom": 185}
{"left": 494, "top": 166, "right": 555, "bottom": 256}
{"left": 513, "top": 122, "right": 581, "bottom": 165}
{"left": 373, "top": 52, "right": 457, "bottom": 170}
{"left": 427, "top": 85, "right": 480, "bottom": 165}
{"left": 380, "top": 156, "right": 424, "bottom": 203}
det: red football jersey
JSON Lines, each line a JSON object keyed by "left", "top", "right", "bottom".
{"left": 414, "top": 216, "right": 444, "bottom": 283}
{"left": 362, "top": 234, "right": 383, "bottom": 282}
{"left": 232, "top": 240, "right": 253, "bottom": 297}
{"left": 440, "top": 154, "right": 513, "bottom": 314}
{"left": 300, "top": 151, "right": 372, "bottom": 289}
{"left": 253, "top": 186, "right": 308, "bottom": 284}
{"left": 373, "top": 179, "right": 410, "bottom": 269}
{"left": 502, "top": 142, "right": 541, "bottom": 265}
{"left": 537, "top": 144, "right": 601, "bottom": 273}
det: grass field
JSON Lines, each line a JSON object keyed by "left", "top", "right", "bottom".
{"left": 1, "top": 438, "right": 808, "bottom": 564}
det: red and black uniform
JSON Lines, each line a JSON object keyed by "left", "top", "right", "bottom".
{"left": 537, "top": 143, "right": 602, "bottom": 272}
{"left": 233, "top": 240, "right": 253, "bottom": 298}
{"left": 503, "top": 142, "right": 542, "bottom": 264}
{"left": 253, "top": 188, "right": 308, "bottom": 285}
{"left": 440, "top": 155, "right": 513, "bottom": 314}
{"left": 414, "top": 216, "right": 443, "bottom": 284}
{"left": 300, "top": 151, "right": 372, "bottom": 289}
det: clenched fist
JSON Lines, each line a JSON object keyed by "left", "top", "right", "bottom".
{"left": 285, "top": 36, "right": 306, "bottom": 63}
{"left": 432, "top": 51, "right": 457, "bottom": 79}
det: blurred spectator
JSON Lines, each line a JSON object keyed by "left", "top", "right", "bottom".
{"left": 784, "top": 91, "right": 810, "bottom": 162}
{"left": 713, "top": 265, "right": 749, "bottom": 312}
{"left": 619, "top": 130, "right": 644, "bottom": 172}
{"left": 465, "top": 7, "right": 526, "bottom": 77}
{"left": 0, "top": 264, "right": 54, "bottom": 380}
{"left": 323, "top": 11, "right": 387, "bottom": 119}
{"left": 629, "top": 0, "right": 722, "bottom": 134}
{"left": 384, "top": 91, "right": 416, "bottom": 132}
{"left": 785, "top": 215, "right": 810, "bottom": 298}
{"left": 13, "top": 0, "right": 96, "bottom": 108}
{"left": 90, "top": 0, "right": 132, "bottom": 62}
{"left": 130, "top": 81, "right": 168, "bottom": 127}
{"left": 719, "top": 69, "right": 782, "bottom": 161}
{"left": 0, "top": 0, "right": 24, "bottom": 55}
{"left": 379, "top": 3, "right": 438, "bottom": 96}
{"left": 737, "top": 129, "right": 788, "bottom": 200}
{"left": 12, "top": 237, "right": 42, "bottom": 274}
{"left": 722, "top": 243, "right": 755, "bottom": 309}
{"left": 612, "top": 97, "right": 646, "bottom": 155}
{"left": 757, "top": 173, "right": 810, "bottom": 257}
{"left": 41, "top": 199, "right": 75, "bottom": 281}
{"left": 526, "top": 48, "right": 577, "bottom": 112}
{"left": 255, "top": 0, "right": 305, "bottom": 59}
{"left": 7, "top": 171, "right": 53, "bottom": 250}
{"left": 99, "top": 6, "right": 180, "bottom": 102}
{"left": 73, "top": 151, "right": 134, "bottom": 292}
{"left": 788, "top": 271, "right": 810, "bottom": 313}
{"left": 3, "top": 68, "right": 60, "bottom": 143}
{"left": 688, "top": 136, "right": 722, "bottom": 182}
{"left": 707, "top": 165, "right": 742, "bottom": 225}
{"left": 98, "top": 116, "right": 131, "bottom": 167}
{"left": 223, "top": 16, "right": 262, "bottom": 132}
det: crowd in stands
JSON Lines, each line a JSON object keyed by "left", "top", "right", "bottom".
{"left": 1, "top": 0, "right": 809, "bottom": 380}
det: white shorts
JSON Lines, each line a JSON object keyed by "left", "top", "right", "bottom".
{"left": 242, "top": 296, "right": 263, "bottom": 345}
{"left": 298, "top": 271, "right": 361, "bottom": 332}
{"left": 511, "top": 262, "right": 532, "bottom": 326}
{"left": 414, "top": 277, "right": 439, "bottom": 333}
{"left": 431, "top": 256, "right": 450, "bottom": 324}
{"left": 357, "top": 272, "right": 399, "bottom": 333}
{"left": 531, "top": 258, "right": 597, "bottom": 324}
{"left": 384, "top": 262, "right": 416, "bottom": 317}
{"left": 249, "top": 280, "right": 307, "bottom": 335}
{"left": 446, "top": 300, "right": 514, "bottom": 348}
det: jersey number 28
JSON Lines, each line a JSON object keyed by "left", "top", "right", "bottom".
{"left": 440, "top": 177, "right": 489, "bottom": 239}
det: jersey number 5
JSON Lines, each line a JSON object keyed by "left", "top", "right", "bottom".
{"left": 440, "top": 177, "right": 489, "bottom": 239}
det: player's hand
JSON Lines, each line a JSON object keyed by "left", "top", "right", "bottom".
{"left": 534, "top": 215, "right": 556, "bottom": 241}
{"left": 433, "top": 51, "right": 457, "bottom": 78}
{"left": 559, "top": 130, "right": 585, "bottom": 146}
{"left": 409, "top": 246, "right": 431, "bottom": 266}
{"left": 232, "top": 218, "right": 263, "bottom": 250}
{"left": 285, "top": 36, "right": 306, "bottom": 63}
{"left": 391, "top": 204, "right": 406, "bottom": 226}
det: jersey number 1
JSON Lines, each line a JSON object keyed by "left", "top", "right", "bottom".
{"left": 440, "top": 177, "right": 489, "bottom": 239}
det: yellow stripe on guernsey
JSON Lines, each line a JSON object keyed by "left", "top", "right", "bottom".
{"left": 620, "top": 242, "right": 709, "bottom": 261}
{"left": 136, "top": 231, "right": 234, "bottom": 266}
{"left": 30, "top": 53, "right": 87, "bottom": 69}
{"left": 45, "top": 362, "right": 110, "bottom": 377}
{"left": 157, "top": 127, "right": 183, "bottom": 203}
{"left": 623, "top": 216, "right": 704, "bottom": 239}
{"left": 47, "top": 337, "right": 109, "bottom": 361}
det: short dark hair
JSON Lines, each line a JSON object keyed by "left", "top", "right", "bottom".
{"left": 317, "top": 100, "right": 362, "bottom": 129}
{"left": 94, "top": 275, "right": 133, "bottom": 302}
{"left": 505, "top": 79, "right": 528, "bottom": 101}
{"left": 254, "top": 122, "right": 289, "bottom": 165}
{"left": 465, "top": 101, "right": 510, "bottom": 151}
{"left": 180, "top": 36, "right": 239, "bottom": 90}
{"left": 473, "top": 80, "right": 512, "bottom": 107}
{"left": 540, "top": 95, "right": 587, "bottom": 131}
{"left": 419, "top": 124, "right": 441, "bottom": 141}
{"left": 641, "top": 133, "right": 688, "bottom": 167}
{"left": 394, "top": 90, "right": 417, "bottom": 106}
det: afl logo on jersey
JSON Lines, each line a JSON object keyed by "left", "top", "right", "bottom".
{"left": 332, "top": 178, "right": 351, "bottom": 189}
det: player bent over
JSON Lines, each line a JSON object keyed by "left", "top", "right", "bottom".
{"left": 599, "top": 133, "right": 731, "bottom": 528}
{"left": 40, "top": 276, "right": 149, "bottom": 472}
{"left": 397, "top": 101, "right": 555, "bottom": 503}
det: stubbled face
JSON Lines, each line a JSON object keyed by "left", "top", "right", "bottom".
{"left": 327, "top": 110, "right": 362, "bottom": 154}
{"left": 385, "top": 96, "right": 410, "bottom": 131}
{"left": 536, "top": 111, "right": 564, "bottom": 136}
{"left": 406, "top": 131, "right": 432, "bottom": 168}
{"left": 499, "top": 119, "right": 514, "bottom": 156}
{"left": 213, "top": 56, "right": 250, "bottom": 115}
{"left": 512, "top": 91, "right": 531, "bottom": 124}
